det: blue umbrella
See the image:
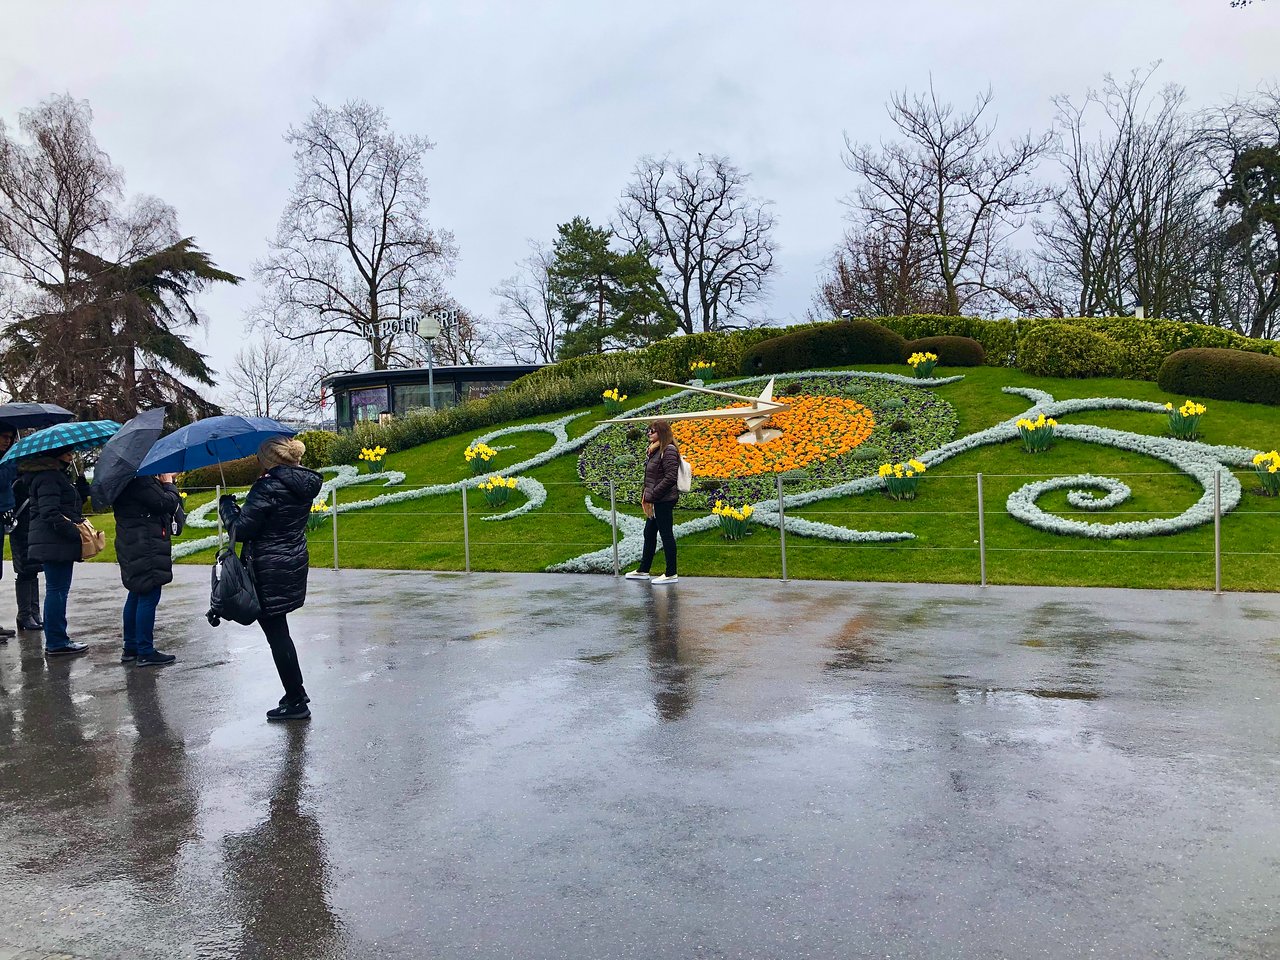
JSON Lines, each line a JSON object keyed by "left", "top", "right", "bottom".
{"left": 0, "top": 420, "right": 121, "bottom": 464}
{"left": 137, "top": 415, "right": 297, "bottom": 476}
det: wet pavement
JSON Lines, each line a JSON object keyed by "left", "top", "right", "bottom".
{"left": 1, "top": 566, "right": 1279, "bottom": 959}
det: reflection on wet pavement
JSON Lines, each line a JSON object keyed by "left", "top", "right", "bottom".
{"left": 0, "top": 567, "right": 1278, "bottom": 959}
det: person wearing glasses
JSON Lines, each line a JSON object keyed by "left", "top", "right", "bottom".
{"left": 625, "top": 419, "right": 680, "bottom": 585}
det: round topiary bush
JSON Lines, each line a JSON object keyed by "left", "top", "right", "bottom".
{"left": 906, "top": 335, "right": 985, "bottom": 366}
{"left": 296, "top": 429, "right": 339, "bottom": 469}
{"left": 1016, "top": 324, "right": 1124, "bottom": 378}
{"left": 178, "top": 455, "right": 263, "bottom": 491}
{"left": 1158, "top": 348, "right": 1280, "bottom": 405}
{"left": 740, "top": 320, "right": 908, "bottom": 374}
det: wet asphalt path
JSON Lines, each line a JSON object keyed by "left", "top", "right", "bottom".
{"left": 1, "top": 566, "right": 1278, "bottom": 959}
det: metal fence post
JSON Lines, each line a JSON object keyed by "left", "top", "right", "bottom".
{"left": 461, "top": 482, "right": 471, "bottom": 574}
{"left": 977, "top": 473, "right": 987, "bottom": 587}
{"left": 331, "top": 486, "right": 339, "bottom": 572}
{"left": 609, "top": 479, "right": 620, "bottom": 576}
{"left": 776, "top": 473, "right": 789, "bottom": 583}
{"left": 1214, "top": 468, "right": 1222, "bottom": 595}
{"left": 215, "top": 484, "right": 223, "bottom": 547}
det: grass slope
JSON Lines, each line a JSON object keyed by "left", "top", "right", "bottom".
{"left": 32, "top": 366, "right": 1279, "bottom": 593}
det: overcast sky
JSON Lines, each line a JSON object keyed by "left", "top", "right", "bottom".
{"left": 2, "top": 0, "right": 1277, "bottom": 389}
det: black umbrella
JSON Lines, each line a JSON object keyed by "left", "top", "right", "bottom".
{"left": 90, "top": 407, "right": 168, "bottom": 509}
{"left": 0, "top": 402, "right": 75, "bottom": 430}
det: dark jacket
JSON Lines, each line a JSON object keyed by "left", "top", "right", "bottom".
{"left": 24, "top": 461, "right": 90, "bottom": 565}
{"left": 643, "top": 443, "right": 681, "bottom": 504}
{"left": 113, "top": 476, "right": 183, "bottom": 594}
{"left": 9, "top": 472, "right": 41, "bottom": 574}
{"left": 222, "top": 465, "right": 323, "bottom": 619}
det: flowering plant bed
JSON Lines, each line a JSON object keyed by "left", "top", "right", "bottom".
{"left": 1166, "top": 400, "right": 1206, "bottom": 440}
{"left": 908, "top": 351, "right": 938, "bottom": 378}
{"left": 712, "top": 500, "right": 754, "bottom": 539}
{"left": 1016, "top": 413, "right": 1057, "bottom": 453}
{"left": 578, "top": 374, "right": 957, "bottom": 508}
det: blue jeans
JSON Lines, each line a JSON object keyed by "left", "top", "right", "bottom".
{"left": 42, "top": 561, "right": 75, "bottom": 651}
{"left": 123, "top": 586, "right": 163, "bottom": 657}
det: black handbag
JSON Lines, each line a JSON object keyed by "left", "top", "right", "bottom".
{"left": 206, "top": 527, "right": 260, "bottom": 627}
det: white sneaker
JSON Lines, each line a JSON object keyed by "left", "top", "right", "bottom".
{"left": 624, "top": 570, "right": 651, "bottom": 580}
{"left": 651, "top": 574, "right": 679, "bottom": 585}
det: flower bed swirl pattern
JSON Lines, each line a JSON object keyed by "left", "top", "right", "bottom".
{"left": 171, "top": 373, "right": 1263, "bottom": 576}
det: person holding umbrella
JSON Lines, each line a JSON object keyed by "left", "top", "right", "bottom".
{"left": 0, "top": 404, "right": 75, "bottom": 635}
{"left": 22, "top": 449, "right": 93, "bottom": 656}
{"left": 219, "top": 436, "right": 322, "bottom": 721}
{"left": 92, "top": 408, "right": 184, "bottom": 668}
{"left": 139, "top": 416, "right": 319, "bottom": 720}
{"left": 1, "top": 419, "right": 120, "bottom": 656}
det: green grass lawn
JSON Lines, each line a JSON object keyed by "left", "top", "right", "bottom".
{"left": 32, "top": 365, "right": 1278, "bottom": 593}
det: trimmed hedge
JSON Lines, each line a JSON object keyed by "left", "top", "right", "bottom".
{"left": 1019, "top": 316, "right": 1279, "bottom": 380}
{"left": 178, "top": 455, "right": 262, "bottom": 491}
{"left": 740, "top": 320, "right": 908, "bottom": 374}
{"left": 644, "top": 329, "right": 780, "bottom": 382}
{"left": 876, "top": 315, "right": 1018, "bottom": 366}
{"left": 297, "top": 430, "right": 338, "bottom": 469}
{"left": 906, "top": 335, "right": 985, "bottom": 367}
{"left": 1158, "top": 348, "right": 1280, "bottom": 405}
{"left": 1016, "top": 324, "right": 1124, "bottom": 378}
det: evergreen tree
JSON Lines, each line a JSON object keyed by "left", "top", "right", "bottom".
{"left": 547, "top": 216, "right": 674, "bottom": 359}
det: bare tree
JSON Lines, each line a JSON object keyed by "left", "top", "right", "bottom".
{"left": 224, "top": 335, "right": 312, "bottom": 419}
{"left": 430, "top": 303, "right": 493, "bottom": 365}
{"left": 616, "top": 154, "right": 776, "bottom": 334}
{"left": 1035, "top": 69, "right": 1229, "bottom": 324}
{"left": 254, "top": 99, "right": 457, "bottom": 371}
{"left": 0, "top": 95, "right": 121, "bottom": 296}
{"left": 845, "top": 83, "right": 1051, "bottom": 315}
{"left": 811, "top": 219, "right": 947, "bottom": 319}
{"left": 1202, "top": 85, "right": 1280, "bottom": 337}
{"left": 0, "top": 94, "right": 232, "bottom": 421}
{"left": 492, "top": 243, "right": 563, "bottom": 362}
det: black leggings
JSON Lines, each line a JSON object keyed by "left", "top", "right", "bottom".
{"left": 639, "top": 501, "right": 677, "bottom": 577}
{"left": 260, "top": 613, "right": 305, "bottom": 701}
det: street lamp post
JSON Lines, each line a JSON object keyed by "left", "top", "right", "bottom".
{"left": 420, "top": 312, "right": 442, "bottom": 409}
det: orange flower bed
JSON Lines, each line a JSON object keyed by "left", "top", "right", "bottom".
{"left": 672, "top": 395, "right": 875, "bottom": 478}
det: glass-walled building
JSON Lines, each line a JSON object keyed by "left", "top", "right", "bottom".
{"left": 325, "top": 364, "right": 544, "bottom": 431}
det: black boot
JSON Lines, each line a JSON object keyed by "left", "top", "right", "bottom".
{"left": 16, "top": 580, "right": 42, "bottom": 631}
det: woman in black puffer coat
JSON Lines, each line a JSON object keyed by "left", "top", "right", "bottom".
{"left": 23, "top": 450, "right": 92, "bottom": 656}
{"left": 113, "top": 474, "right": 184, "bottom": 667}
{"left": 220, "top": 436, "right": 323, "bottom": 722}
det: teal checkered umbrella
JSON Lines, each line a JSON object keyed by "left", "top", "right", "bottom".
{"left": 0, "top": 419, "right": 121, "bottom": 464}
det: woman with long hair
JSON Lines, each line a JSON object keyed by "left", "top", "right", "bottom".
{"left": 625, "top": 419, "right": 681, "bottom": 585}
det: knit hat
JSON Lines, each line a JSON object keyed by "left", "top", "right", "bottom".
{"left": 257, "top": 435, "right": 305, "bottom": 469}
